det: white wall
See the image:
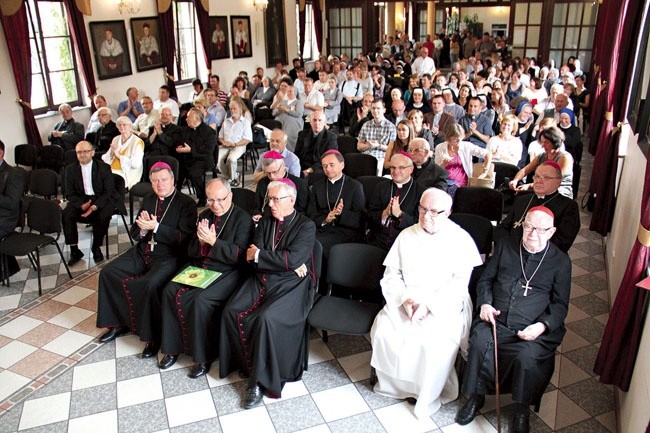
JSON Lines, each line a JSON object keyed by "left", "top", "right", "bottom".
{"left": 460, "top": 6, "right": 510, "bottom": 37}
{"left": 0, "top": 0, "right": 297, "bottom": 162}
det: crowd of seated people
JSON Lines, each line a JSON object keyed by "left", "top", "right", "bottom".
{"left": 9, "top": 32, "right": 592, "bottom": 432}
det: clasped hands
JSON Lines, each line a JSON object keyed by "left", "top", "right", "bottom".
{"left": 136, "top": 210, "right": 158, "bottom": 233}
{"left": 480, "top": 304, "right": 545, "bottom": 341}
{"left": 175, "top": 143, "right": 192, "bottom": 153}
{"left": 324, "top": 199, "right": 344, "bottom": 224}
{"left": 196, "top": 218, "right": 217, "bottom": 246}
{"left": 80, "top": 200, "right": 95, "bottom": 218}
{"left": 402, "top": 298, "right": 428, "bottom": 322}
{"left": 383, "top": 196, "right": 402, "bottom": 220}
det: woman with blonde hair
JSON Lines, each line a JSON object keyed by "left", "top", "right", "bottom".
{"left": 486, "top": 114, "right": 523, "bottom": 166}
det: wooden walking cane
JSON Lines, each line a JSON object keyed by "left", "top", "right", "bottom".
{"left": 492, "top": 320, "right": 501, "bottom": 433}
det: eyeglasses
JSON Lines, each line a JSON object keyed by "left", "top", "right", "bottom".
{"left": 267, "top": 196, "right": 291, "bottom": 204}
{"left": 522, "top": 223, "right": 553, "bottom": 234}
{"left": 76, "top": 150, "right": 93, "bottom": 154}
{"left": 418, "top": 206, "right": 446, "bottom": 217}
{"left": 206, "top": 192, "right": 231, "bottom": 206}
{"left": 532, "top": 174, "right": 561, "bottom": 181}
{"left": 264, "top": 168, "right": 284, "bottom": 177}
{"left": 390, "top": 165, "right": 411, "bottom": 171}
{"left": 408, "top": 148, "right": 427, "bottom": 154}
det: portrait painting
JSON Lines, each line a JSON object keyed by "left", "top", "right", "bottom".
{"left": 230, "top": 16, "right": 252, "bottom": 59}
{"left": 89, "top": 20, "right": 132, "bottom": 80}
{"left": 130, "top": 17, "right": 163, "bottom": 72}
{"left": 264, "top": 0, "right": 287, "bottom": 67}
{"left": 209, "top": 16, "right": 230, "bottom": 60}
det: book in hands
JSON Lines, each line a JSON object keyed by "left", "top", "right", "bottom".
{"left": 172, "top": 266, "right": 222, "bottom": 289}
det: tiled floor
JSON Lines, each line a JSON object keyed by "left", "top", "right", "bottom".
{"left": 0, "top": 154, "right": 617, "bottom": 432}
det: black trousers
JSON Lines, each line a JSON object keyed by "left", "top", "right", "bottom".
{"left": 62, "top": 203, "right": 113, "bottom": 249}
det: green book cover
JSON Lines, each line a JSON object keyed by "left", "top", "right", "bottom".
{"left": 172, "top": 266, "right": 222, "bottom": 289}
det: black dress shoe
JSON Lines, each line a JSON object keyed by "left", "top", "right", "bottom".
{"left": 455, "top": 395, "right": 485, "bottom": 426}
{"left": 405, "top": 397, "right": 417, "bottom": 405}
{"left": 141, "top": 342, "right": 159, "bottom": 358}
{"left": 158, "top": 354, "right": 178, "bottom": 369}
{"left": 369, "top": 367, "right": 378, "bottom": 385}
{"left": 243, "top": 385, "right": 263, "bottom": 409}
{"left": 67, "top": 249, "right": 84, "bottom": 266}
{"left": 188, "top": 363, "right": 210, "bottom": 379}
{"left": 92, "top": 248, "right": 104, "bottom": 263}
{"left": 98, "top": 326, "right": 129, "bottom": 343}
{"left": 512, "top": 407, "right": 530, "bottom": 433}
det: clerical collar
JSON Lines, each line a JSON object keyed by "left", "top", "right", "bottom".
{"left": 536, "top": 190, "right": 558, "bottom": 200}
{"left": 328, "top": 174, "right": 344, "bottom": 184}
{"left": 157, "top": 188, "right": 177, "bottom": 200}
{"left": 393, "top": 178, "right": 411, "bottom": 188}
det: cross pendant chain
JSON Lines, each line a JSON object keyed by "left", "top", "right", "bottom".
{"left": 148, "top": 237, "right": 157, "bottom": 252}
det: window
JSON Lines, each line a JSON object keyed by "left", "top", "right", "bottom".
{"left": 173, "top": 1, "right": 199, "bottom": 84}
{"left": 27, "top": 0, "right": 83, "bottom": 114}
{"left": 296, "top": 2, "right": 320, "bottom": 60}
{"left": 549, "top": 1, "right": 598, "bottom": 71}
{"left": 417, "top": 6, "right": 428, "bottom": 42}
{"left": 511, "top": 2, "right": 543, "bottom": 61}
{"left": 328, "top": 7, "right": 363, "bottom": 58}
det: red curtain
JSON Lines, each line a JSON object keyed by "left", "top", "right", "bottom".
{"left": 158, "top": 5, "right": 178, "bottom": 99}
{"left": 587, "top": 0, "right": 644, "bottom": 236}
{"left": 312, "top": 0, "right": 322, "bottom": 55}
{"left": 193, "top": 0, "right": 211, "bottom": 70}
{"left": 64, "top": 0, "right": 97, "bottom": 106}
{"left": 1, "top": 3, "right": 43, "bottom": 147}
{"left": 298, "top": 4, "right": 306, "bottom": 60}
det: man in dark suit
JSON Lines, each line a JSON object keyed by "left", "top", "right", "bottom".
{"left": 48, "top": 103, "right": 85, "bottom": 151}
{"left": 0, "top": 140, "right": 26, "bottom": 279}
{"left": 294, "top": 110, "right": 338, "bottom": 182}
{"left": 94, "top": 107, "right": 119, "bottom": 153}
{"left": 424, "top": 94, "right": 456, "bottom": 146}
{"left": 62, "top": 141, "right": 118, "bottom": 265}
{"left": 408, "top": 138, "right": 449, "bottom": 192}
{"left": 148, "top": 106, "right": 183, "bottom": 157}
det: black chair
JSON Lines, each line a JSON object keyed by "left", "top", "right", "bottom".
{"left": 343, "top": 153, "right": 377, "bottom": 179}
{"left": 38, "top": 145, "right": 65, "bottom": 174}
{"left": 357, "top": 175, "right": 389, "bottom": 207}
{"left": 493, "top": 162, "right": 520, "bottom": 189}
{"left": 257, "top": 119, "right": 282, "bottom": 133}
{"left": 452, "top": 186, "right": 504, "bottom": 223}
{"left": 14, "top": 144, "right": 39, "bottom": 170}
{"left": 308, "top": 243, "right": 387, "bottom": 343}
{"left": 449, "top": 213, "right": 494, "bottom": 258}
{"left": 0, "top": 198, "right": 73, "bottom": 295}
{"left": 337, "top": 135, "right": 359, "bottom": 155}
{"left": 231, "top": 188, "right": 256, "bottom": 214}
{"left": 28, "top": 169, "right": 59, "bottom": 199}
{"left": 64, "top": 149, "right": 78, "bottom": 167}
{"left": 129, "top": 156, "right": 180, "bottom": 223}
{"left": 105, "top": 174, "right": 134, "bottom": 259}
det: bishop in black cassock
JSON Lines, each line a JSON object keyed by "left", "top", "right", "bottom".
{"left": 158, "top": 178, "right": 253, "bottom": 378}
{"left": 253, "top": 151, "right": 309, "bottom": 219}
{"left": 219, "top": 178, "right": 316, "bottom": 409}
{"left": 457, "top": 206, "right": 571, "bottom": 433}
{"left": 96, "top": 162, "right": 197, "bottom": 358}
{"left": 306, "top": 150, "right": 365, "bottom": 258}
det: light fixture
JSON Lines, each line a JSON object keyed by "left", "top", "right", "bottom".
{"left": 253, "top": 0, "right": 268, "bottom": 11}
{"left": 117, "top": 0, "right": 140, "bottom": 15}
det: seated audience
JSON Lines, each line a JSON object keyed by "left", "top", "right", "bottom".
{"left": 457, "top": 206, "right": 571, "bottom": 433}
{"left": 253, "top": 129, "right": 301, "bottom": 180}
{"left": 219, "top": 179, "right": 316, "bottom": 409}
{"left": 408, "top": 138, "right": 448, "bottom": 192}
{"left": 272, "top": 85, "right": 304, "bottom": 151}
{"left": 424, "top": 94, "right": 456, "bottom": 146}
{"left": 486, "top": 114, "right": 523, "bottom": 166}
{"left": 295, "top": 110, "right": 338, "bottom": 180}
{"left": 348, "top": 93, "right": 374, "bottom": 138}
{"left": 148, "top": 107, "right": 183, "bottom": 157}
{"left": 459, "top": 96, "right": 494, "bottom": 149}
{"left": 371, "top": 187, "right": 481, "bottom": 419}
{"left": 118, "top": 87, "right": 144, "bottom": 122}
{"left": 407, "top": 109, "right": 436, "bottom": 150}
{"left": 357, "top": 98, "right": 397, "bottom": 175}
{"left": 102, "top": 116, "right": 145, "bottom": 189}
{"left": 158, "top": 178, "right": 253, "bottom": 378}
{"left": 93, "top": 107, "right": 119, "bottom": 153}
{"left": 96, "top": 162, "right": 197, "bottom": 358}
{"left": 154, "top": 85, "right": 180, "bottom": 122}
{"left": 323, "top": 76, "right": 342, "bottom": 126}
{"left": 205, "top": 89, "right": 227, "bottom": 129}
{"left": 48, "top": 103, "right": 85, "bottom": 151}
{"left": 217, "top": 96, "right": 253, "bottom": 188}
{"left": 132, "top": 96, "right": 160, "bottom": 142}
{"left": 384, "top": 119, "right": 415, "bottom": 171}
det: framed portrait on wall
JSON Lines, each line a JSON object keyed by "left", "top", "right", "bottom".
{"left": 264, "top": 0, "right": 287, "bottom": 67}
{"left": 130, "top": 17, "right": 163, "bottom": 72}
{"left": 231, "top": 16, "right": 252, "bottom": 59}
{"left": 89, "top": 20, "right": 132, "bottom": 80}
{"left": 209, "top": 16, "right": 230, "bottom": 60}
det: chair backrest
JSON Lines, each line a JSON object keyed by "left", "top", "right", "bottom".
{"left": 449, "top": 213, "right": 493, "bottom": 257}
{"left": 452, "top": 186, "right": 504, "bottom": 223}
{"left": 493, "top": 162, "right": 520, "bottom": 188}
{"left": 357, "top": 175, "right": 389, "bottom": 207}
{"left": 144, "top": 155, "right": 180, "bottom": 182}
{"left": 64, "top": 149, "right": 78, "bottom": 167}
{"left": 312, "top": 239, "right": 323, "bottom": 281}
{"left": 343, "top": 153, "right": 377, "bottom": 179}
{"left": 337, "top": 135, "right": 359, "bottom": 155}
{"left": 14, "top": 144, "right": 39, "bottom": 169}
{"left": 29, "top": 169, "right": 59, "bottom": 199}
{"left": 327, "top": 243, "right": 387, "bottom": 299}
{"left": 112, "top": 173, "right": 128, "bottom": 215}
{"left": 231, "top": 188, "right": 256, "bottom": 214}
{"left": 38, "top": 145, "right": 65, "bottom": 173}
{"left": 26, "top": 197, "right": 63, "bottom": 235}
{"left": 257, "top": 119, "right": 282, "bottom": 131}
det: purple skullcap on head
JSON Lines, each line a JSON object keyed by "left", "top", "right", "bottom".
{"left": 322, "top": 149, "right": 342, "bottom": 158}
{"left": 396, "top": 151, "right": 413, "bottom": 160}
{"left": 276, "top": 177, "right": 296, "bottom": 190}
{"left": 150, "top": 161, "right": 172, "bottom": 172}
{"left": 262, "top": 150, "right": 283, "bottom": 160}
{"left": 541, "top": 160, "right": 562, "bottom": 172}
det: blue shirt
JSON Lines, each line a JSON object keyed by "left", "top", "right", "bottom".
{"left": 117, "top": 100, "right": 144, "bottom": 123}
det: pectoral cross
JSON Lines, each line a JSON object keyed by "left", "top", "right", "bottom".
{"left": 148, "top": 237, "right": 157, "bottom": 252}
{"left": 513, "top": 219, "right": 523, "bottom": 229}
{"left": 522, "top": 282, "right": 531, "bottom": 296}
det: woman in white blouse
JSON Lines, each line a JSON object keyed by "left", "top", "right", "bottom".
{"left": 102, "top": 116, "right": 144, "bottom": 189}
{"left": 218, "top": 96, "right": 253, "bottom": 187}
{"left": 486, "top": 114, "right": 523, "bottom": 167}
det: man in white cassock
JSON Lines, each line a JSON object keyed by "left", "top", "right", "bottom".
{"left": 370, "top": 187, "right": 482, "bottom": 419}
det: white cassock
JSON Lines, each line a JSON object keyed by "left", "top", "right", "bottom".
{"left": 370, "top": 219, "right": 482, "bottom": 419}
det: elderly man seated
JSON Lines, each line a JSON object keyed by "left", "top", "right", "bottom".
{"left": 456, "top": 206, "right": 571, "bottom": 433}
{"left": 253, "top": 129, "right": 301, "bottom": 181}
{"left": 367, "top": 152, "right": 424, "bottom": 250}
{"left": 408, "top": 138, "right": 449, "bottom": 192}
{"left": 371, "top": 188, "right": 481, "bottom": 419}
{"left": 49, "top": 103, "right": 85, "bottom": 151}
{"left": 253, "top": 151, "right": 308, "bottom": 221}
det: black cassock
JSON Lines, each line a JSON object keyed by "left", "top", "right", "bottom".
{"left": 160, "top": 205, "right": 253, "bottom": 363}
{"left": 219, "top": 211, "right": 316, "bottom": 396}
{"left": 306, "top": 175, "right": 365, "bottom": 258}
{"left": 367, "top": 178, "right": 424, "bottom": 250}
{"left": 97, "top": 190, "right": 197, "bottom": 343}
{"left": 462, "top": 237, "right": 571, "bottom": 404}
{"left": 253, "top": 174, "right": 309, "bottom": 216}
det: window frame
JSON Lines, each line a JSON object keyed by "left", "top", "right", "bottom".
{"left": 172, "top": 0, "right": 200, "bottom": 85}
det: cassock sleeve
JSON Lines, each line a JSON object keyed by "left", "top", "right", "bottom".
{"left": 256, "top": 218, "right": 316, "bottom": 272}
{"left": 553, "top": 200, "right": 580, "bottom": 253}
{"left": 154, "top": 196, "right": 197, "bottom": 248}
{"left": 202, "top": 212, "right": 253, "bottom": 265}
{"left": 93, "top": 164, "right": 116, "bottom": 211}
{"left": 535, "top": 251, "right": 571, "bottom": 332}
{"left": 336, "top": 181, "right": 366, "bottom": 229}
